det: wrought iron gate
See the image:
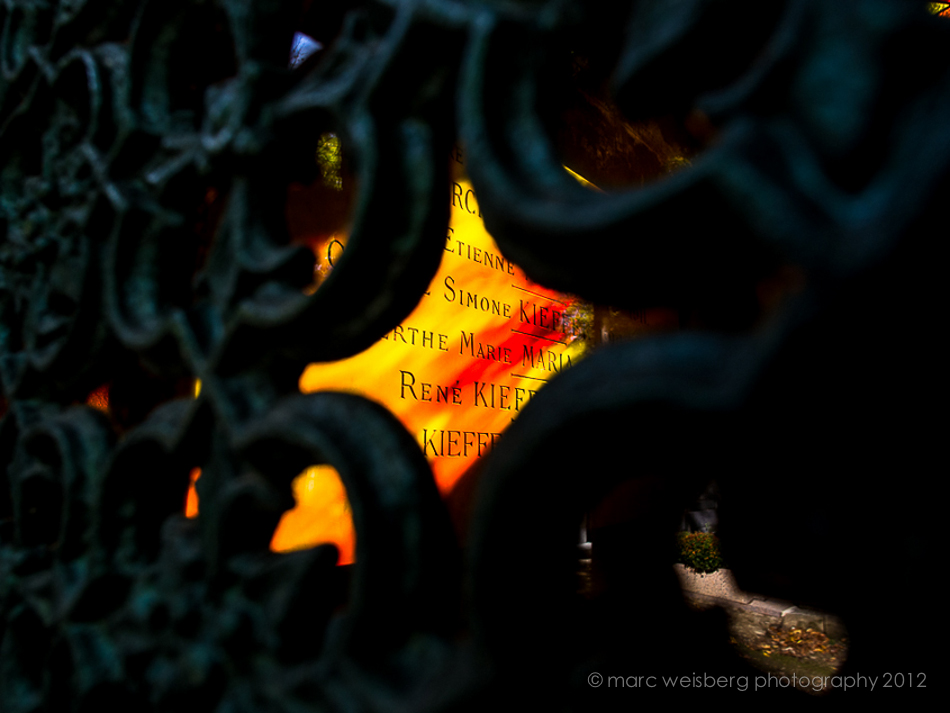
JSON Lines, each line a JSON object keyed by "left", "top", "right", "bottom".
{"left": 0, "top": 1, "right": 943, "bottom": 709}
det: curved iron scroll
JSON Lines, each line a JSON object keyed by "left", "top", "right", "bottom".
{"left": 0, "top": 0, "right": 943, "bottom": 709}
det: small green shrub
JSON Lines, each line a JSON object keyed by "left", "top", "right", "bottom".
{"left": 676, "top": 531, "right": 725, "bottom": 573}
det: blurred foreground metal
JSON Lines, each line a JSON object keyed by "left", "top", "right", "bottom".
{"left": 0, "top": 1, "right": 943, "bottom": 709}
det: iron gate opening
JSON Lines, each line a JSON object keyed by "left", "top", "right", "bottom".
{"left": 0, "top": 1, "right": 943, "bottom": 710}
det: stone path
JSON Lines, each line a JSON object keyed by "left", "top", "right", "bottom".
{"left": 674, "top": 564, "right": 847, "bottom": 639}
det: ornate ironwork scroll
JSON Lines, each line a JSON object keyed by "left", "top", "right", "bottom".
{"left": 0, "top": 0, "right": 943, "bottom": 709}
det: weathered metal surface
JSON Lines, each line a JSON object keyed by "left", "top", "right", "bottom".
{"left": 0, "top": 0, "right": 943, "bottom": 709}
